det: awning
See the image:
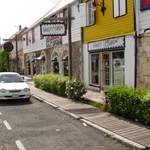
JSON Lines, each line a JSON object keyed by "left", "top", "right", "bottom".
{"left": 52, "top": 56, "right": 58, "bottom": 61}
{"left": 31, "top": 58, "right": 36, "bottom": 62}
{"left": 36, "top": 55, "right": 45, "bottom": 61}
{"left": 62, "top": 55, "right": 68, "bottom": 61}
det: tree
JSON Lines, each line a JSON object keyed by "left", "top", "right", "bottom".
{"left": 0, "top": 48, "right": 11, "bottom": 72}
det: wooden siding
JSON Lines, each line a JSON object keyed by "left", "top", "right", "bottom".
{"left": 83, "top": 0, "right": 135, "bottom": 43}
{"left": 23, "top": 26, "right": 46, "bottom": 53}
{"left": 62, "top": 1, "right": 82, "bottom": 44}
{"left": 139, "top": 8, "right": 150, "bottom": 33}
{"left": 23, "top": 1, "right": 82, "bottom": 53}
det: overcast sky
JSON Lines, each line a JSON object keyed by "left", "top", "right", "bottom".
{"left": 0, "top": 0, "right": 59, "bottom": 43}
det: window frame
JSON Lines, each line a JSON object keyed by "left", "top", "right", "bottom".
{"left": 89, "top": 51, "right": 125, "bottom": 88}
{"left": 26, "top": 32, "right": 28, "bottom": 46}
{"left": 113, "top": 0, "right": 127, "bottom": 18}
{"left": 86, "top": 0, "right": 95, "bottom": 26}
{"left": 89, "top": 53, "right": 100, "bottom": 86}
{"left": 32, "top": 28, "right": 35, "bottom": 43}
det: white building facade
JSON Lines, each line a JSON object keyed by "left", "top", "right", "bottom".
{"left": 135, "top": 0, "right": 150, "bottom": 89}
{"left": 22, "top": 0, "right": 84, "bottom": 80}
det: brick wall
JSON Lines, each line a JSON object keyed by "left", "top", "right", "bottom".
{"left": 71, "top": 41, "right": 81, "bottom": 80}
{"left": 137, "top": 33, "right": 150, "bottom": 89}
{"left": 24, "top": 41, "right": 81, "bottom": 80}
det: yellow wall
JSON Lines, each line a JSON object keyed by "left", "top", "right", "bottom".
{"left": 83, "top": 0, "right": 135, "bottom": 43}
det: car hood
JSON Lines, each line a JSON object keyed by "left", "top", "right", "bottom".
{"left": 0, "top": 82, "right": 29, "bottom": 90}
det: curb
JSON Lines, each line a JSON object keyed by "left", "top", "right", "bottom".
{"left": 32, "top": 94, "right": 146, "bottom": 150}
{"left": 32, "top": 94, "right": 59, "bottom": 108}
{"left": 32, "top": 94, "right": 81, "bottom": 120}
{"left": 81, "top": 119, "right": 146, "bottom": 150}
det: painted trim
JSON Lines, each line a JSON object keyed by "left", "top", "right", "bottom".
{"left": 88, "top": 50, "right": 125, "bottom": 88}
{"left": 40, "top": 22, "right": 67, "bottom": 36}
{"left": 89, "top": 53, "right": 101, "bottom": 86}
{"left": 88, "top": 36, "right": 125, "bottom": 52}
{"left": 113, "top": 0, "right": 127, "bottom": 18}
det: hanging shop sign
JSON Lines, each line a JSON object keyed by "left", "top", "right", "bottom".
{"left": 3, "top": 42, "right": 14, "bottom": 52}
{"left": 40, "top": 22, "right": 66, "bottom": 36}
{"left": 88, "top": 36, "right": 125, "bottom": 52}
{"left": 46, "top": 36, "right": 62, "bottom": 48}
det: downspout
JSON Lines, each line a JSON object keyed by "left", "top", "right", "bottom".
{"left": 67, "top": 5, "right": 73, "bottom": 80}
{"left": 78, "top": 0, "right": 84, "bottom": 81}
{"left": 133, "top": 0, "right": 139, "bottom": 88}
{"left": 81, "top": 27, "right": 84, "bottom": 81}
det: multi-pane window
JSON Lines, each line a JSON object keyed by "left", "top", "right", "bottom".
{"left": 86, "top": 0, "right": 95, "bottom": 26}
{"left": 112, "top": 52, "right": 125, "bottom": 85}
{"left": 32, "top": 28, "right": 35, "bottom": 43}
{"left": 52, "top": 54, "right": 59, "bottom": 74}
{"left": 41, "top": 56, "right": 46, "bottom": 74}
{"left": 113, "top": 0, "right": 126, "bottom": 17}
{"left": 62, "top": 52, "right": 69, "bottom": 76}
{"left": 26, "top": 33, "right": 28, "bottom": 46}
{"left": 90, "top": 51, "right": 124, "bottom": 87}
{"left": 102, "top": 53, "right": 110, "bottom": 86}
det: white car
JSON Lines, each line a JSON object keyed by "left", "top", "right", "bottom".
{"left": 0, "top": 72, "right": 31, "bottom": 101}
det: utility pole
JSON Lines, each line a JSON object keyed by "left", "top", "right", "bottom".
{"left": 15, "top": 35, "right": 19, "bottom": 73}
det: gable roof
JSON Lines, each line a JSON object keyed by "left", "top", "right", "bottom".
{"left": 23, "top": 0, "right": 76, "bottom": 33}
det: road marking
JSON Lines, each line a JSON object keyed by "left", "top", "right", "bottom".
{"left": 3, "top": 120, "right": 12, "bottom": 130}
{"left": 0, "top": 112, "right": 2, "bottom": 115}
{"left": 16, "top": 140, "right": 26, "bottom": 150}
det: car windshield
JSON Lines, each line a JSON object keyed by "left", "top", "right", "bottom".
{"left": 0, "top": 74, "right": 24, "bottom": 83}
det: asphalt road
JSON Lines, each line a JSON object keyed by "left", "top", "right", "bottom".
{"left": 0, "top": 98, "right": 132, "bottom": 150}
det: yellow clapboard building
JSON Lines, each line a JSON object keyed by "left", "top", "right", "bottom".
{"left": 81, "top": 0, "right": 136, "bottom": 90}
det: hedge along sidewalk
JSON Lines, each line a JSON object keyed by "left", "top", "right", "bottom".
{"left": 107, "top": 86, "right": 150, "bottom": 126}
{"left": 28, "top": 81, "right": 149, "bottom": 150}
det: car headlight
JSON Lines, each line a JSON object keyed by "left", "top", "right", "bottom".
{"left": 0, "top": 89, "right": 7, "bottom": 93}
{"left": 23, "top": 88, "right": 30, "bottom": 92}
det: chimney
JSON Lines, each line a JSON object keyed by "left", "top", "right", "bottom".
{"left": 19, "top": 25, "right": 22, "bottom": 31}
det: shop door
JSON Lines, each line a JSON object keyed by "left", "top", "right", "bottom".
{"left": 101, "top": 53, "right": 111, "bottom": 87}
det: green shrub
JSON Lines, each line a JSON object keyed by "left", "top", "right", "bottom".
{"left": 33, "top": 73, "right": 69, "bottom": 96}
{"left": 65, "top": 80, "right": 87, "bottom": 100}
{"left": 107, "top": 85, "right": 150, "bottom": 125}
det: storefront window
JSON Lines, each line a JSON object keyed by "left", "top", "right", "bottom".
{"left": 62, "top": 53, "right": 69, "bottom": 76}
{"left": 41, "top": 56, "right": 46, "bottom": 74}
{"left": 31, "top": 57, "right": 36, "bottom": 75}
{"left": 91, "top": 54, "right": 99, "bottom": 85}
{"left": 112, "top": 51, "right": 124, "bottom": 85}
{"left": 52, "top": 54, "right": 59, "bottom": 74}
{"left": 102, "top": 53, "right": 110, "bottom": 86}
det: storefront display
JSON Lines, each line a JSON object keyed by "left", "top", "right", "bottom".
{"left": 89, "top": 36, "right": 125, "bottom": 88}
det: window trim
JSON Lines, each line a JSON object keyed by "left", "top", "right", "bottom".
{"left": 89, "top": 50, "right": 125, "bottom": 88}
{"left": 89, "top": 53, "right": 100, "bottom": 86}
{"left": 32, "top": 28, "right": 35, "bottom": 43}
{"left": 26, "top": 32, "right": 28, "bottom": 46}
{"left": 113, "top": 0, "right": 127, "bottom": 18}
{"left": 86, "top": 0, "right": 96, "bottom": 26}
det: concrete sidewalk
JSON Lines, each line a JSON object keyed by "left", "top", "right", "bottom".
{"left": 25, "top": 77, "right": 150, "bottom": 150}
